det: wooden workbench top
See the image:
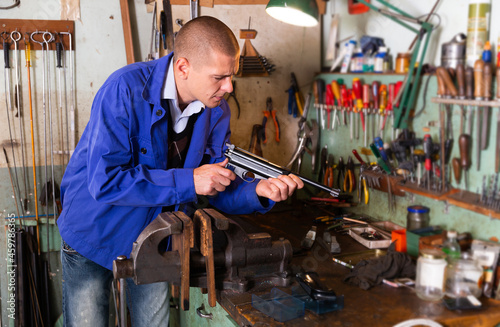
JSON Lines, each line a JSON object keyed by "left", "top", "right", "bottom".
{"left": 217, "top": 202, "right": 500, "bottom": 327}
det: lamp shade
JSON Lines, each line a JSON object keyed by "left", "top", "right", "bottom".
{"left": 266, "top": 0, "right": 319, "bottom": 27}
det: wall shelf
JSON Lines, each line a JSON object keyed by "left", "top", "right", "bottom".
{"left": 431, "top": 97, "right": 500, "bottom": 108}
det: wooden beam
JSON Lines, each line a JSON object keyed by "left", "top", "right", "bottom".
{"left": 120, "top": 0, "right": 135, "bottom": 64}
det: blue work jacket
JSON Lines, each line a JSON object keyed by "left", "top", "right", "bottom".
{"left": 57, "top": 54, "right": 273, "bottom": 270}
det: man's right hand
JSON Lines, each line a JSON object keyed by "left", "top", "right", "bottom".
{"left": 193, "top": 158, "right": 236, "bottom": 196}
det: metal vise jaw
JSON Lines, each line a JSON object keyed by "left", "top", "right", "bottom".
{"left": 113, "top": 208, "right": 293, "bottom": 309}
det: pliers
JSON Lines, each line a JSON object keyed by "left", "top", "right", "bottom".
{"left": 324, "top": 154, "right": 334, "bottom": 188}
{"left": 358, "top": 164, "right": 369, "bottom": 204}
{"left": 261, "top": 97, "right": 280, "bottom": 143}
{"left": 343, "top": 156, "right": 355, "bottom": 193}
{"left": 226, "top": 80, "right": 241, "bottom": 119}
{"left": 336, "top": 157, "right": 345, "bottom": 190}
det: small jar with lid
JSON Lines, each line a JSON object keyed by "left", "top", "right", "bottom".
{"left": 395, "top": 52, "right": 411, "bottom": 73}
{"left": 407, "top": 205, "right": 430, "bottom": 231}
{"left": 416, "top": 248, "right": 447, "bottom": 301}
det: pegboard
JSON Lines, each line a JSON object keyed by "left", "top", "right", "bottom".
{"left": 0, "top": 19, "right": 75, "bottom": 51}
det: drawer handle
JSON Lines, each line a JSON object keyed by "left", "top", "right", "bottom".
{"left": 196, "top": 304, "right": 213, "bottom": 319}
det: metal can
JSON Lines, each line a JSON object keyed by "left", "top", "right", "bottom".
{"left": 406, "top": 205, "right": 430, "bottom": 231}
{"left": 416, "top": 249, "right": 447, "bottom": 301}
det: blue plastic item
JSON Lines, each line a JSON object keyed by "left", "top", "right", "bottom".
{"left": 252, "top": 288, "right": 305, "bottom": 322}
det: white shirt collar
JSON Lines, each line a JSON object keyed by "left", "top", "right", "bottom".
{"left": 162, "top": 59, "right": 205, "bottom": 133}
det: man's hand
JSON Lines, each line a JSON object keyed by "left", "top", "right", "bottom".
{"left": 255, "top": 174, "right": 304, "bottom": 202}
{"left": 193, "top": 159, "right": 236, "bottom": 196}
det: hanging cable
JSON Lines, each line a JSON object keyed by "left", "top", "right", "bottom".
{"left": 0, "top": 0, "right": 20, "bottom": 10}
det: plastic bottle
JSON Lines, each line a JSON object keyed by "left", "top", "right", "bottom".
{"left": 466, "top": 0, "right": 491, "bottom": 67}
{"left": 482, "top": 40, "right": 492, "bottom": 63}
{"left": 340, "top": 40, "right": 357, "bottom": 73}
{"left": 374, "top": 47, "right": 387, "bottom": 73}
{"left": 442, "top": 230, "right": 461, "bottom": 263}
{"left": 350, "top": 48, "right": 364, "bottom": 73}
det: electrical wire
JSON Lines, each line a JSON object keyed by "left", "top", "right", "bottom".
{"left": 0, "top": 0, "right": 20, "bottom": 9}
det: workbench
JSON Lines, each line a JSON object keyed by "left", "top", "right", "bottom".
{"left": 177, "top": 202, "right": 500, "bottom": 327}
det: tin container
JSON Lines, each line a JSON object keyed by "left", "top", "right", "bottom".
{"left": 441, "top": 33, "right": 466, "bottom": 69}
{"left": 406, "top": 205, "right": 430, "bottom": 231}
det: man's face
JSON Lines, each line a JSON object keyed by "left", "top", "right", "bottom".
{"left": 184, "top": 51, "right": 239, "bottom": 108}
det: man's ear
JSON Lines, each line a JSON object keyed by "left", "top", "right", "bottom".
{"left": 175, "top": 57, "right": 190, "bottom": 80}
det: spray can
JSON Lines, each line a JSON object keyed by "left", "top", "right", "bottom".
{"left": 466, "top": 0, "right": 491, "bottom": 67}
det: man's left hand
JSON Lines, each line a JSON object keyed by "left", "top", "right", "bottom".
{"left": 255, "top": 174, "right": 304, "bottom": 202}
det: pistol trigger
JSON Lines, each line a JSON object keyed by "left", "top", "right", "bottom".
{"left": 233, "top": 166, "right": 255, "bottom": 183}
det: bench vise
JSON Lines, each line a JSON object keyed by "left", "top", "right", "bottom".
{"left": 113, "top": 208, "right": 293, "bottom": 310}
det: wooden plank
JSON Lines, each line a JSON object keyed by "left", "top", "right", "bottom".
{"left": 0, "top": 19, "right": 74, "bottom": 51}
{"left": 119, "top": 0, "right": 135, "bottom": 64}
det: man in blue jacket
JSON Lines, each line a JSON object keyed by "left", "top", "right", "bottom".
{"left": 58, "top": 16, "right": 303, "bottom": 326}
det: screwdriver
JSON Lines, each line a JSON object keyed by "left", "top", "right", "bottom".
{"left": 362, "top": 84, "right": 371, "bottom": 147}
{"left": 341, "top": 87, "right": 351, "bottom": 139}
{"left": 325, "top": 83, "right": 334, "bottom": 130}
{"left": 459, "top": 134, "right": 471, "bottom": 190}
{"left": 331, "top": 80, "right": 341, "bottom": 130}
{"left": 372, "top": 81, "right": 380, "bottom": 140}
{"left": 474, "top": 59, "right": 484, "bottom": 170}
{"left": 313, "top": 79, "right": 321, "bottom": 124}
{"left": 352, "top": 78, "right": 363, "bottom": 141}
{"left": 423, "top": 134, "right": 433, "bottom": 191}
{"left": 387, "top": 83, "right": 395, "bottom": 140}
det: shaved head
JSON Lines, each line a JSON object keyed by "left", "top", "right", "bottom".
{"left": 173, "top": 16, "right": 239, "bottom": 68}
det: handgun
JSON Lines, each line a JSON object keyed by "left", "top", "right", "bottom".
{"left": 224, "top": 143, "right": 340, "bottom": 197}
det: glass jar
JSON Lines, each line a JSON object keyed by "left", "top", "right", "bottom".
{"left": 416, "top": 249, "right": 447, "bottom": 301}
{"left": 445, "top": 253, "right": 483, "bottom": 298}
{"left": 406, "top": 205, "right": 430, "bottom": 231}
{"left": 395, "top": 52, "right": 411, "bottom": 73}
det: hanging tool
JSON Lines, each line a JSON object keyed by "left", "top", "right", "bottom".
{"left": 331, "top": 80, "right": 341, "bottom": 130}
{"left": 11, "top": 30, "right": 29, "bottom": 211}
{"left": 325, "top": 83, "right": 334, "bottom": 130}
{"left": 290, "top": 73, "right": 304, "bottom": 116}
{"left": 456, "top": 63, "right": 467, "bottom": 135}
{"left": 225, "top": 80, "right": 240, "bottom": 119}
{"left": 386, "top": 83, "right": 395, "bottom": 140}
{"left": 315, "top": 79, "right": 326, "bottom": 129}
{"left": 458, "top": 134, "right": 471, "bottom": 190}
{"left": 473, "top": 59, "right": 484, "bottom": 171}
{"left": 352, "top": 78, "right": 363, "bottom": 144}
{"left": 324, "top": 154, "right": 334, "bottom": 188}
{"left": 60, "top": 31, "right": 75, "bottom": 155}
{"left": 336, "top": 157, "right": 345, "bottom": 190}
{"left": 340, "top": 86, "right": 352, "bottom": 140}
{"left": 465, "top": 66, "right": 474, "bottom": 136}
{"left": 147, "top": 2, "right": 158, "bottom": 61}
{"left": 482, "top": 61, "right": 492, "bottom": 151}
{"left": 162, "top": 0, "right": 175, "bottom": 53}
{"left": 378, "top": 84, "right": 387, "bottom": 138}
{"left": 370, "top": 143, "right": 391, "bottom": 173}
{"left": 31, "top": 31, "right": 48, "bottom": 255}
{"left": 190, "top": 0, "right": 199, "bottom": 20}
{"left": 25, "top": 36, "right": 39, "bottom": 237}
{"left": 56, "top": 34, "right": 67, "bottom": 167}
{"left": 362, "top": 84, "right": 371, "bottom": 147}
{"left": 261, "top": 97, "right": 280, "bottom": 143}
{"left": 371, "top": 81, "right": 380, "bottom": 140}
{"left": 423, "top": 134, "right": 433, "bottom": 191}
{"left": 319, "top": 145, "right": 327, "bottom": 183}
{"left": 344, "top": 156, "right": 355, "bottom": 193}
{"left": 3, "top": 31, "right": 25, "bottom": 220}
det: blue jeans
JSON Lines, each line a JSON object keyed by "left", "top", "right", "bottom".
{"left": 61, "top": 240, "right": 170, "bottom": 326}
